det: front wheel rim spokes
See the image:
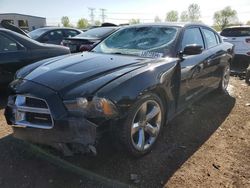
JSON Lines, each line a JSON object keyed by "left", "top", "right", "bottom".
{"left": 131, "top": 100, "right": 162, "bottom": 151}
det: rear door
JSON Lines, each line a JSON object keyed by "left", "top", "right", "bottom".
{"left": 201, "top": 27, "right": 225, "bottom": 87}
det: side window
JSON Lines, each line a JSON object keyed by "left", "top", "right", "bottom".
{"left": 64, "top": 30, "right": 79, "bottom": 38}
{"left": 181, "top": 28, "right": 204, "bottom": 50}
{"left": 203, "top": 29, "right": 218, "bottom": 48}
{"left": 0, "top": 34, "right": 18, "bottom": 52}
{"left": 42, "top": 30, "right": 64, "bottom": 42}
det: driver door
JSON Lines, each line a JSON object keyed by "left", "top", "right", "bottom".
{"left": 177, "top": 27, "right": 210, "bottom": 110}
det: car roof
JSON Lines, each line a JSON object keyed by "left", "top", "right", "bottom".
{"left": 223, "top": 25, "right": 250, "bottom": 29}
{"left": 31, "top": 27, "right": 82, "bottom": 31}
{"left": 123, "top": 22, "right": 208, "bottom": 28}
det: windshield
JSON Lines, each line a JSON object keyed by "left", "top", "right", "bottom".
{"left": 76, "top": 27, "right": 116, "bottom": 38}
{"left": 92, "top": 26, "right": 178, "bottom": 58}
{"left": 28, "top": 28, "right": 49, "bottom": 39}
{"left": 221, "top": 27, "right": 250, "bottom": 37}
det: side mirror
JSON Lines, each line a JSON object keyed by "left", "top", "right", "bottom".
{"left": 181, "top": 44, "right": 203, "bottom": 56}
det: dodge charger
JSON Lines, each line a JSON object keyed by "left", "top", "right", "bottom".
{"left": 5, "top": 23, "right": 234, "bottom": 157}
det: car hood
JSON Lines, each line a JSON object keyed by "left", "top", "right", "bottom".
{"left": 20, "top": 52, "right": 166, "bottom": 98}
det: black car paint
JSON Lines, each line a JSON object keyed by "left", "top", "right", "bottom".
{"left": 5, "top": 23, "right": 234, "bottom": 153}
{"left": 0, "top": 29, "right": 70, "bottom": 85}
{"left": 30, "top": 27, "right": 82, "bottom": 45}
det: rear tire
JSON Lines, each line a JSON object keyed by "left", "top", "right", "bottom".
{"left": 217, "top": 64, "right": 230, "bottom": 93}
{"left": 116, "top": 94, "right": 165, "bottom": 157}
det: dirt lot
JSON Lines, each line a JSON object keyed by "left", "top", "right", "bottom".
{"left": 0, "top": 77, "right": 249, "bottom": 188}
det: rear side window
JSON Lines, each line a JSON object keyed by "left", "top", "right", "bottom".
{"left": 221, "top": 27, "right": 250, "bottom": 37}
{"left": 181, "top": 28, "right": 204, "bottom": 50}
{"left": 64, "top": 30, "right": 79, "bottom": 38}
{"left": 43, "top": 30, "right": 64, "bottom": 41}
{"left": 203, "top": 29, "right": 218, "bottom": 48}
{"left": 0, "top": 34, "right": 18, "bottom": 52}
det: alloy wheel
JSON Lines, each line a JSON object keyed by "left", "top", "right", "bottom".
{"left": 130, "top": 100, "right": 162, "bottom": 151}
{"left": 222, "top": 65, "right": 230, "bottom": 91}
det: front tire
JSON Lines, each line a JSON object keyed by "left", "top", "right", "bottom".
{"left": 119, "top": 94, "right": 165, "bottom": 157}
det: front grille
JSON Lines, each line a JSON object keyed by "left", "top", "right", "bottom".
{"left": 8, "top": 95, "right": 54, "bottom": 129}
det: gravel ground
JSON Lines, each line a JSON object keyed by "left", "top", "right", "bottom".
{"left": 0, "top": 76, "right": 249, "bottom": 188}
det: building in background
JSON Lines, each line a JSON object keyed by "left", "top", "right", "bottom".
{"left": 0, "top": 13, "right": 46, "bottom": 31}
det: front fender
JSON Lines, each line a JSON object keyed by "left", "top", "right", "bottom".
{"left": 96, "top": 61, "right": 179, "bottom": 119}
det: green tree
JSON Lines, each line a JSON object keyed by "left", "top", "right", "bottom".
{"left": 77, "top": 18, "right": 89, "bottom": 29}
{"left": 165, "top": 10, "right": 178, "bottom": 22}
{"left": 61, "top": 16, "right": 70, "bottom": 27}
{"left": 129, "top": 19, "right": 140, "bottom": 25}
{"left": 154, "top": 16, "right": 161, "bottom": 23}
{"left": 188, "top": 3, "right": 201, "bottom": 22}
{"left": 213, "top": 6, "right": 237, "bottom": 30}
{"left": 180, "top": 11, "right": 189, "bottom": 22}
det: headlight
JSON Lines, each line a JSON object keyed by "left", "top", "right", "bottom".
{"left": 64, "top": 97, "right": 118, "bottom": 118}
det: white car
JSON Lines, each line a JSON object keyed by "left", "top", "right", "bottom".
{"left": 221, "top": 26, "right": 250, "bottom": 83}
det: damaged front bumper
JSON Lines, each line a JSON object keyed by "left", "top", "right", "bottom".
{"left": 4, "top": 79, "right": 99, "bottom": 155}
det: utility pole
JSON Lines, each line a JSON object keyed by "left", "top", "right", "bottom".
{"left": 88, "top": 8, "right": 95, "bottom": 25}
{"left": 100, "top": 8, "right": 106, "bottom": 23}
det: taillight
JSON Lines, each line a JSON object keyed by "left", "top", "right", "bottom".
{"left": 245, "top": 38, "right": 250, "bottom": 43}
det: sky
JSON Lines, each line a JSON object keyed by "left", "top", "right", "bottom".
{"left": 1, "top": 0, "right": 250, "bottom": 26}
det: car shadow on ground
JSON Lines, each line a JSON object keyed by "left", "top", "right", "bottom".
{"left": 61, "top": 91, "right": 236, "bottom": 187}
{"left": 0, "top": 90, "right": 236, "bottom": 188}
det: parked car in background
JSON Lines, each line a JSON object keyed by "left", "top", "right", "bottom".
{"left": 28, "top": 27, "right": 82, "bottom": 45}
{"left": 221, "top": 26, "right": 250, "bottom": 83}
{"left": 5, "top": 23, "right": 234, "bottom": 157}
{"left": 0, "top": 28, "right": 70, "bottom": 86}
{"left": 61, "top": 27, "right": 118, "bottom": 53}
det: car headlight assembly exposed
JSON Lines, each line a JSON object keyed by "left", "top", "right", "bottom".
{"left": 64, "top": 97, "right": 118, "bottom": 118}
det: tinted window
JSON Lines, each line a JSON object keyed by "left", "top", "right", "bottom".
{"left": 0, "top": 34, "right": 18, "bottom": 52}
{"left": 221, "top": 27, "right": 250, "bottom": 37}
{"left": 64, "top": 30, "right": 79, "bottom": 38}
{"left": 29, "top": 28, "right": 50, "bottom": 39}
{"left": 43, "top": 30, "right": 63, "bottom": 41}
{"left": 77, "top": 27, "right": 116, "bottom": 38}
{"left": 203, "top": 29, "right": 218, "bottom": 48}
{"left": 93, "top": 26, "right": 178, "bottom": 58}
{"left": 182, "top": 28, "right": 204, "bottom": 50}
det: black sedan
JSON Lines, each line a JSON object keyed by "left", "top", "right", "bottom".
{"left": 0, "top": 28, "right": 70, "bottom": 85}
{"left": 28, "top": 27, "right": 82, "bottom": 45}
{"left": 61, "top": 26, "right": 118, "bottom": 53}
{"left": 5, "top": 23, "right": 234, "bottom": 157}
